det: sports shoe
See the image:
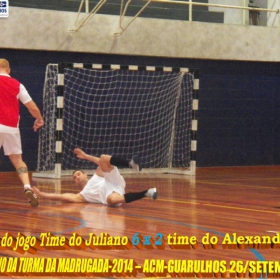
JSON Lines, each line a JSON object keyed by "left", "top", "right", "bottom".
{"left": 129, "top": 155, "right": 142, "bottom": 172}
{"left": 24, "top": 189, "right": 39, "bottom": 207}
{"left": 145, "top": 188, "right": 157, "bottom": 200}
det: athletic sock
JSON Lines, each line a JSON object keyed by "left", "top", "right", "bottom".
{"left": 110, "top": 156, "right": 130, "bottom": 168}
{"left": 24, "top": 184, "right": 31, "bottom": 190}
{"left": 124, "top": 191, "right": 147, "bottom": 203}
{"left": 145, "top": 188, "right": 157, "bottom": 200}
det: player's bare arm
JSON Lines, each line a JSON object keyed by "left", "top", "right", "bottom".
{"left": 32, "top": 187, "right": 87, "bottom": 203}
{"left": 74, "top": 148, "right": 100, "bottom": 165}
{"left": 24, "top": 100, "right": 44, "bottom": 131}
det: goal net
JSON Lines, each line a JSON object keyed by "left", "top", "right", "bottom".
{"left": 34, "top": 63, "right": 199, "bottom": 178}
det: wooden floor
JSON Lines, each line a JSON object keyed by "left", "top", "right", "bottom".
{"left": 1, "top": 166, "right": 280, "bottom": 278}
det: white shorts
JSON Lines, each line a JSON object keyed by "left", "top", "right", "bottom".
{"left": 0, "top": 132, "right": 22, "bottom": 155}
{"left": 102, "top": 167, "right": 126, "bottom": 204}
{"left": 80, "top": 167, "right": 126, "bottom": 205}
{"left": 103, "top": 166, "right": 126, "bottom": 190}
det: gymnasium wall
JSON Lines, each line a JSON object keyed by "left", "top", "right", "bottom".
{"left": 0, "top": 7, "right": 280, "bottom": 171}
{"left": 0, "top": 49, "right": 279, "bottom": 171}
{"left": 1, "top": 7, "right": 280, "bottom": 61}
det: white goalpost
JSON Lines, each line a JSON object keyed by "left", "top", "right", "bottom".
{"left": 33, "top": 63, "right": 199, "bottom": 178}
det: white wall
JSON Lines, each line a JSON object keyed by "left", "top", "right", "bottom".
{"left": 208, "top": 0, "right": 280, "bottom": 27}
{"left": 0, "top": 7, "right": 280, "bottom": 62}
{"left": 267, "top": 0, "right": 280, "bottom": 27}
{"left": 208, "top": 0, "right": 249, "bottom": 25}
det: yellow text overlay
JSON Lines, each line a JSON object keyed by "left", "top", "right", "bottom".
{"left": 1, "top": 232, "right": 280, "bottom": 254}
{"left": 0, "top": 258, "right": 280, "bottom": 278}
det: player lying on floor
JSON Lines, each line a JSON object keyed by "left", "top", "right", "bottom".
{"left": 32, "top": 148, "right": 157, "bottom": 206}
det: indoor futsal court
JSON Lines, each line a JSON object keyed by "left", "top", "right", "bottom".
{"left": 1, "top": 166, "right": 280, "bottom": 278}
{"left": 1, "top": 0, "right": 280, "bottom": 279}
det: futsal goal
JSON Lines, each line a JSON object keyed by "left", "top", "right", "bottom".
{"left": 34, "top": 63, "right": 199, "bottom": 178}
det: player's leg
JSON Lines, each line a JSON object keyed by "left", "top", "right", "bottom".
{"left": 9, "top": 154, "right": 29, "bottom": 186}
{"left": 9, "top": 154, "right": 39, "bottom": 207}
{"left": 3, "top": 133, "right": 38, "bottom": 207}
{"left": 101, "top": 155, "right": 155, "bottom": 206}
{"left": 107, "top": 189, "right": 157, "bottom": 205}
{"left": 94, "top": 166, "right": 104, "bottom": 177}
{"left": 99, "top": 154, "right": 115, "bottom": 173}
{"left": 101, "top": 154, "right": 142, "bottom": 171}
{"left": 74, "top": 148, "right": 141, "bottom": 172}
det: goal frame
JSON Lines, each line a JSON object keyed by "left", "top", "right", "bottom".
{"left": 33, "top": 62, "right": 199, "bottom": 178}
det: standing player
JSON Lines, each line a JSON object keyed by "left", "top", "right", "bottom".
{"left": 0, "top": 58, "right": 44, "bottom": 207}
{"left": 33, "top": 147, "right": 157, "bottom": 206}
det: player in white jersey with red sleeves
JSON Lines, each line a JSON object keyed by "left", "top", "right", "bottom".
{"left": 0, "top": 58, "right": 44, "bottom": 207}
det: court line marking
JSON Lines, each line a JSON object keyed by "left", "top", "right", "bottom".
{"left": 3, "top": 195, "right": 279, "bottom": 216}
{"left": 202, "top": 204, "right": 280, "bottom": 214}
{"left": 194, "top": 180, "right": 279, "bottom": 189}
{"left": 158, "top": 198, "right": 280, "bottom": 215}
